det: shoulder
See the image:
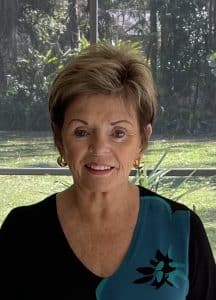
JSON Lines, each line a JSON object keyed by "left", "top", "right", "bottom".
{"left": 138, "top": 185, "right": 209, "bottom": 243}
{"left": 0, "top": 193, "right": 57, "bottom": 236}
{"left": 138, "top": 184, "right": 192, "bottom": 213}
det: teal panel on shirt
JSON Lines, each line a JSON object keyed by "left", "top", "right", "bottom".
{"left": 95, "top": 195, "right": 190, "bottom": 300}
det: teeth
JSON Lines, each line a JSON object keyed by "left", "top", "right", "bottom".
{"left": 86, "top": 164, "right": 112, "bottom": 171}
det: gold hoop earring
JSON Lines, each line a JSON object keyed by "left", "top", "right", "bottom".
{"left": 133, "top": 158, "right": 140, "bottom": 169}
{"left": 57, "top": 156, "right": 67, "bottom": 167}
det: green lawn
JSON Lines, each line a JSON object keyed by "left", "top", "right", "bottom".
{"left": 0, "top": 131, "right": 216, "bottom": 259}
{"left": 144, "top": 138, "right": 216, "bottom": 168}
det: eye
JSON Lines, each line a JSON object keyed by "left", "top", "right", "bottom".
{"left": 74, "top": 128, "right": 90, "bottom": 137}
{"left": 111, "top": 128, "right": 126, "bottom": 139}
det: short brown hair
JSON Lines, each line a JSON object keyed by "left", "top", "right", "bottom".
{"left": 48, "top": 42, "right": 157, "bottom": 144}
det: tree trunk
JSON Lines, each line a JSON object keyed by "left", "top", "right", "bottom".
{"left": 214, "top": 0, "right": 216, "bottom": 47}
{"left": 159, "top": 3, "right": 173, "bottom": 95}
{"left": 66, "top": 0, "right": 80, "bottom": 49}
{"left": 0, "top": 52, "right": 7, "bottom": 92}
{"left": 149, "top": 0, "right": 158, "bottom": 83}
{"left": 0, "top": 0, "right": 18, "bottom": 60}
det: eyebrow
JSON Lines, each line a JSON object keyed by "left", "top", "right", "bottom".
{"left": 67, "top": 119, "right": 133, "bottom": 126}
{"left": 110, "top": 120, "right": 134, "bottom": 127}
{"left": 68, "top": 119, "right": 88, "bottom": 126}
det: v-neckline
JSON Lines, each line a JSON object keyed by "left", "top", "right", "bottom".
{"left": 52, "top": 187, "right": 145, "bottom": 279}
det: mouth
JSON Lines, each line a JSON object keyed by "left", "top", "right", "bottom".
{"left": 85, "top": 163, "right": 115, "bottom": 175}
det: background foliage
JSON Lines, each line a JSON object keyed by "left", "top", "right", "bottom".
{"left": 0, "top": 0, "right": 215, "bottom": 137}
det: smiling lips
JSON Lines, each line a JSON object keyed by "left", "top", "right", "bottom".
{"left": 85, "top": 163, "right": 114, "bottom": 175}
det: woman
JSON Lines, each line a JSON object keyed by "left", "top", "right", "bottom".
{"left": 0, "top": 42, "right": 215, "bottom": 299}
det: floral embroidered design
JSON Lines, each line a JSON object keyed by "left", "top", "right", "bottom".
{"left": 133, "top": 248, "right": 186, "bottom": 289}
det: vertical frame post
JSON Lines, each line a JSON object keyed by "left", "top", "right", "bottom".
{"left": 89, "top": 0, "right": 98, "bottom": 44}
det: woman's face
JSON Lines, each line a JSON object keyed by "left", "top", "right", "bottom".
{"left": 59, "top": 94, "right": 148, "bottom": 192}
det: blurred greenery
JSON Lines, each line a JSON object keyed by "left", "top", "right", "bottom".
{"left": 0, "top": 0, "right": 216, "bottom": 135}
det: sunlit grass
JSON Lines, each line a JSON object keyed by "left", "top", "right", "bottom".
{"left": 0, "top": 131, "right": 57, "bottom": 167}
{"left": 145, "top": 139, "right": 216, "bottom": 168}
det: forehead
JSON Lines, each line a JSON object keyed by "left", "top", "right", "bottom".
{"left": 64, "top": 94, "right": 138, "bottom": 122}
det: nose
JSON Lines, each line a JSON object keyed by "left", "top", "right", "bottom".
{"left": 88, "top": 132, "right": 110, "bottom": 155}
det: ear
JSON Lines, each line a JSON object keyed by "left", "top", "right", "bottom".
{"left": 52, "top": 125, "right": 64, "bottom": 156}
{"left": 55, "top": 137, "right": 64, "bottom": 157}
{"left": 139, "top": 123, "right": 152, "bottom": 154}
{"left": 146, "top": 123, "right": 152, "bottom": 141}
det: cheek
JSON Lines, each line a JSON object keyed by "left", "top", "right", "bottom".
{"left": 62, "top": 140, "right": 83, "bottom": 162}
{"left": 117, "top": 143, "right": 140, "bottom": 165}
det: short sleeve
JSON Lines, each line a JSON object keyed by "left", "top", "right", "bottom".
{"left": 187, "top": 211, "right": 216, "bottom": 299}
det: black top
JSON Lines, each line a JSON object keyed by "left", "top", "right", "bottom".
{"left": 0, "top": 186, "right": 215, "bottom": 299}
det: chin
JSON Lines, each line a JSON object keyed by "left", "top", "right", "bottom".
{"left": 80, "top": 180, "right": 125, "bottom": 193}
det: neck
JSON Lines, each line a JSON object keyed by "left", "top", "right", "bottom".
{"left": 62, "top": 182, "right": 139, "bottom": 224}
